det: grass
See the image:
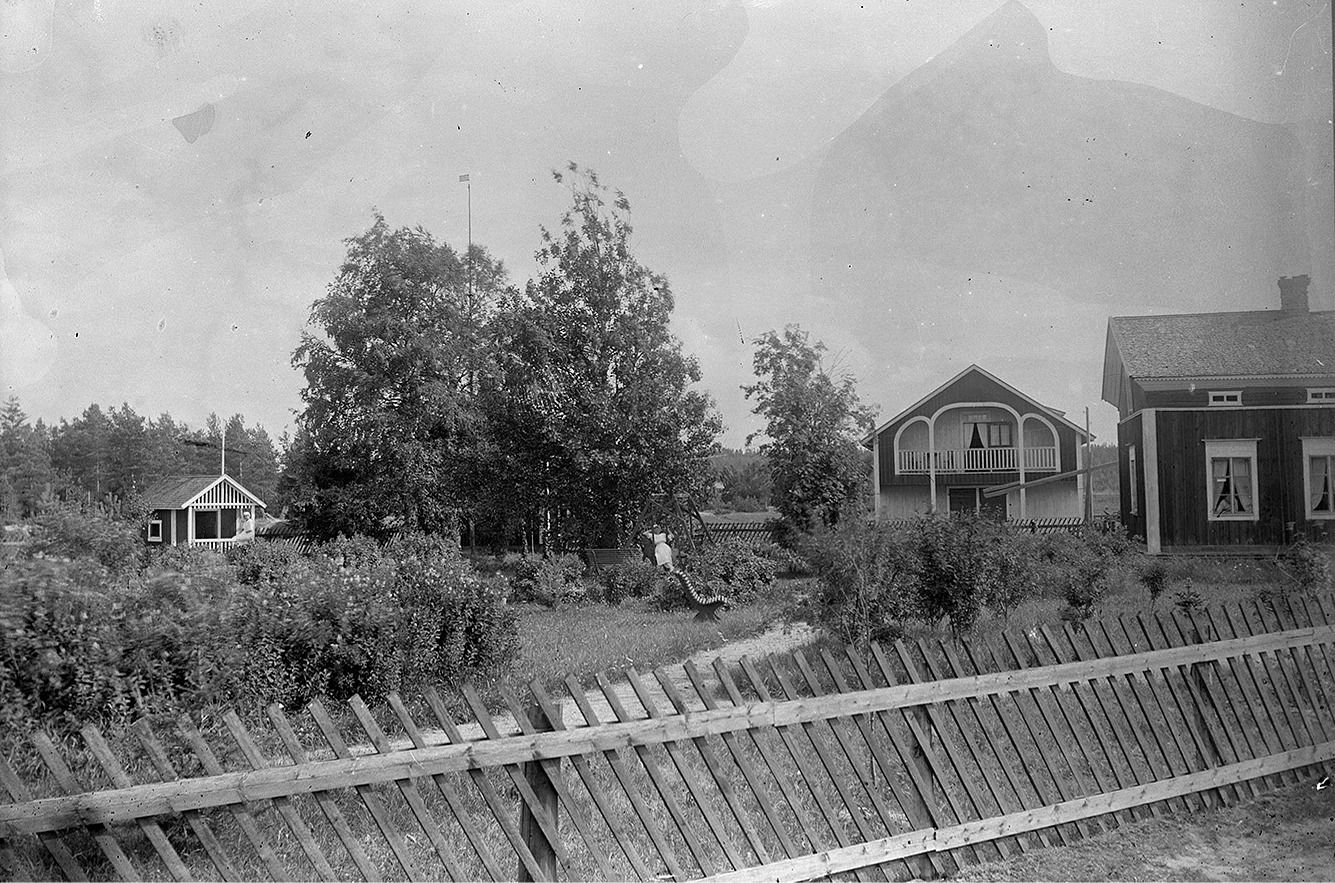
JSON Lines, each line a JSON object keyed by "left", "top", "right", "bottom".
{"left": 503, "top": 590, "right": 788, "bottom": 693}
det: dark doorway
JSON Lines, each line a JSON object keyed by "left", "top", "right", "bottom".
{"left": 947, "top": 487, "right": 1006, "bottom": 520}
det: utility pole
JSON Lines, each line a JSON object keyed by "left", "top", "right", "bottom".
{"left": 1084, "top": 406, "right": 1093, "bottom": 523}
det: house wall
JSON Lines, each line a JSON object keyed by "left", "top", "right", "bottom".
{"left": 1005, "top": 479, "right": 1082, "bottom": 519}
{"left": 1117, "top": 413, "right": 1147, "bottom": 541}
{"left": 1152, "top": 406, "right": 1335, "bottom": 548}
{"left": 175, "top": 509, "right": 189, "bottom": 545}
{"left": 1143, "top": 383, "right": 1325, "bottom": 410}
{"left": 878, "top": 485, "right": 934, "bottom": 519}
{"left": 875, "top": 372, "right": 1082, "bottom": 488}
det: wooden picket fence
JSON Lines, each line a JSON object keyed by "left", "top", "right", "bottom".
{"left": 3, "top": 594, "right": 1334, "bottom": 882}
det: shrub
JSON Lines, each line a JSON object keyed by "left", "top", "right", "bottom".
{"left": 228, "top": 540, "right": 305, "bottom": 584}
{"left": 29, "top": 500, "right": 145, "bottom": 575}
{"left": 796, "top": 517, "right": 918, "bottom": 644}
{"left": 1172, "top": 581, "right": 1204, "bottom": 615}
{"left": 1282, "top": 535, "right": 1332, "bottom": 591}
{"left": 1139, "top": 560, "right": 1171, "bottom": 605}
{"left": 687, "top": 543, "right": 778, "bottom": 601}
{"left": 508, "top": 553, "right": 592, "bottom": 606}
{"left": 595, "top": 561, "right": 660, "bottom": 605}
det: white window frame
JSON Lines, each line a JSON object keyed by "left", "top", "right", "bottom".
{"left": 1302, "top": 437, "right": 1335, "bottom": 520}
{"left": 147, "top": 518, "right": 163, "bottom": 543}
{"left": 1208, "top": 390, "right": 1242, "bottom": 406}
{"left": 1307, "top": 388, "right": 1335, "bottom": 403}
{"left": 1204, "top": 438, "right": 1259, "bottom": 522}
{"left": 1127, "top": 445, "right": 1139, "bottom": 515}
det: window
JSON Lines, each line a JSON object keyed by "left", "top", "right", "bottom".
{"left": 963, "top": 419, "right": 1013, "bottom": 448}
{"left": 147, "top": 519, "right": 163, "bottom": 543}
{"left": 194, "top": 509, "right": 219, "bottom": 540}
{"left": 1204, "top": 439, "right": 1259, "bottom": 522}
{"left": 1308, "top": 388, "right": 1335, "bottom": 403}
{"left": 1208, "top": 390, "right": 1242, "bottom": 406}
{"left": 1127, "top": 445, "right": 1139, "bottom": 515}
{"left": 1302, "top": 438, "right": 1335, "bottom": 520}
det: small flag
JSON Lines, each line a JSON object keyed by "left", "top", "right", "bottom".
{"left": 1318, "top": 776, "right": 1330, "bottom": 791}
{"left": 458, "top": 173, "right": 470, "bottom": 183}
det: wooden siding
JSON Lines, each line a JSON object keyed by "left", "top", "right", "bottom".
{"left": 174, "top": 510, "right": 189, "bottom": 547}
{"left": 875, "top": 370, "right": 1082, "bottom": 490}
{"left": 1117, "top": 413, "right": 1146, "bottom": 541}
{"left": 1152, "top": 406, "right": 1335, "bottom": 548}
{"left": 1143, "top": 385, "right": 1317, "bottom": 409}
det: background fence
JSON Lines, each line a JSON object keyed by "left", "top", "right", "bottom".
{"left": 3, "top": 593, "right": 1333, "bottom": 882}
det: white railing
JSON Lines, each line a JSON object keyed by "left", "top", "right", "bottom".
{"left": 896, "top": 446, "right": 1058, "bottom": 474}
{"left": 188, "top": 539, "right": 239, "bottom": 552}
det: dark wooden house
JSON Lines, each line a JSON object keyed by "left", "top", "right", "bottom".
{"left": 1102, "top": 274, "right": 1335, "bottom": 553}
{"left": 140, "top": 474, "right": 265, "bottom": 551}
{"left": 862, "top": 364, "right": 1091, "bottom": 520}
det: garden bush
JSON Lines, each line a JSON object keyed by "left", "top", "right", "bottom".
{"left": 507, "top": 553, "right": 592, "bottom": 606}
{"left": 1, "top": 527, "right": 519, "bottom": 738}
{"left": 686, "top": 543, "right": 778, "bottom": 601}
{"left": 595, "top": 561, "right": 660, "bottom": 605}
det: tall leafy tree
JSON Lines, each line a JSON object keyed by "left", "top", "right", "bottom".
{"left": 491, "top": 164, "right": 722, "bottom": 547}
{"left": 744, "top": 325, "right": 876, "bottom": 531}
{"left": 289, "top": 213, "right": 507, "bottom": 538}
{"left": 0, "top": 398, "right": 52, "bottom": 518}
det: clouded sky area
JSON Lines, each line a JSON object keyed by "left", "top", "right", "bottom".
{"left": 1, "top": 0, "right": 1331, "bottom": 447}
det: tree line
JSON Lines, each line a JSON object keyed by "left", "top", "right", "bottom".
{"left": 0, "top": 398, "right": 281, "bottom": 520}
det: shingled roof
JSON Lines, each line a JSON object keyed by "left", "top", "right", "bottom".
{"left": 1107, "top": 308, "right": 1335, "bottom": 380}
{"left": 141, "top": 474, "right": 264, "bottom": 510}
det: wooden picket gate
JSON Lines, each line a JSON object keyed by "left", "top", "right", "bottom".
{"left": 3, "top": 593, "right": 1335, "bottom": 882}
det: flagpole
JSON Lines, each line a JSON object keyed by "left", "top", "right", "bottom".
{"left": 460, "top": 173, "right": 472, "bottom": 320}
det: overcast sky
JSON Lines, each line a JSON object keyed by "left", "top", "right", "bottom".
{"left": 1, "top": 0, "right": 1330, "bottom": 447}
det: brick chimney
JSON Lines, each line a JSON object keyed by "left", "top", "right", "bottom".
{"left": 1279, "top": 274, "right": 1310, "bottom": 313}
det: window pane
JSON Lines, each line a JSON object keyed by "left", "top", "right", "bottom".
{"left": 1211, "top": 458, "right": 1233, "bottom": 515}
{"left": 1232, "top": 458, "right": 1252, "bottom": 513}
{"left": 195, "top": 510, "right": 219, "bottom": 540}
{"left": 1314, "top": 456, "right": 1333, "bottom": 512}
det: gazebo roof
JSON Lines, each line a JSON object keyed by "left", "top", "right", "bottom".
{"left": 141, "top": 474, "right": 266, "bottom": 510}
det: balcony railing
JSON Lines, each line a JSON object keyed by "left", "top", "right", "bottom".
{"left": 188, "top": 538, "right": 243, "bottom": 552}
{"left": 896, "top": 446, "right": 1058, "bottom": 474}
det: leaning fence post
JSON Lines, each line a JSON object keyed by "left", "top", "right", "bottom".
{"left": 518, "top": 699, "right": 561, "bottom": 882}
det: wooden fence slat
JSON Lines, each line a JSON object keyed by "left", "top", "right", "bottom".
{"left": 592, "top": 669, "right": 720, "bottom": 877}
{"left": 30, "top": 733, "right": 140, "bottom": 881}
{"left": 1229, "top": 605, "right": 1305, "bottom": 752}
{"left": 701, "top": 738, "right": 1335, "bottom": 883}
{"left": 0, "top": 755, "right": 87, "bottom": 882}
{"left": 1153, "top": 609, "right": 1244, "bottom": 801}
{"left": 996, "top": 631, "right": 1111, "bottom": 834}
{"left": 906, "top": 643, "right": 1027, "bottom": 859}
{"left": 971, "top": 639, "right": 1075, "bottom": 848}
{"left": 873, "top": 643, "right": 990, "bottom": 867}
{"left": 941, "top": 643, "right": 1056, "bottom": 850}
{"left": 457, "top": 685, "right": 574, "bottom": 873}
{"left": 731, "top": 655, "right": 873, "bottom": 883}
{"left": 1022, "top": 629, "right": 1129, "bottom": 818}
{"left": 131, "top": 719, "right": 244, "bottom": 882}
{"left": 1131, "top": 614, "right": 1225, "bottom": 808}
{"left": 175, "top": 717, "right": 290, "bottom": 882}
{"left": 1160, "top": 612, "right": 1255, "bottom": 802}
{"left": 652, "top": 667, "right": 775, "bottom": 867}
{"left": 419, "top": 687, "right": 552, "bottom": 883}
{"left": 759, "top": 656, "right": 894, "bottom": 882}
{"left": 1215, "top": 606, "right": 1298, "bottom": 786}
{"left": 81, "top": 725, "right": 194, "bottom": 882}
{"left": 495, "top": 685, "right": 621, "bottom": 881}
{"left": 835, "top": 649, "right": 939, "bottom": 880}
{"left": 679, "top": 661, "right": 802, "bottom": 862}
{"left": 1281, "top": 597, "right": 1335, "bottom": 737}
{"left": 1090, "top": 620, "right": 1195, "bottom": 815}
{"left": 523, "top": 682, "right": 654, "bottom": 881}
{"left": 11, "top": 622, "right": 1335, "bottom": 842}
{"left": 703, "top": 659, "right": 827, "bottom": 857}
{"left": 221, "top": 711, "right": 341, "bottom": 883}
{"left": 383, "top": 693, "right": 510, "bottom": 882}
{"left": 784, "top": 653, "right": 908, "bottom": 861}
{"left": 1053, "top": 625, "right": 1159, "bottom": 821}
{"left": 1252, "top": 602, "right": 1331, "bottom": 747}
{"left": 306, "top": 699, "right": 423, "bottom": 882}
{"left": 623, "top": 668, "right": 751, "bottom": 871}
{"left": 560, "top": 676, "right": 689, "bottom": 881}
{"left": 1195, "top": 606, "right": 1287, "bottom": 792}
{"left": 346, "top": 696, "right": 467, "bottom": 882}
{"left": 1291, "top": 596, "right": 1335, "bottom": 778}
